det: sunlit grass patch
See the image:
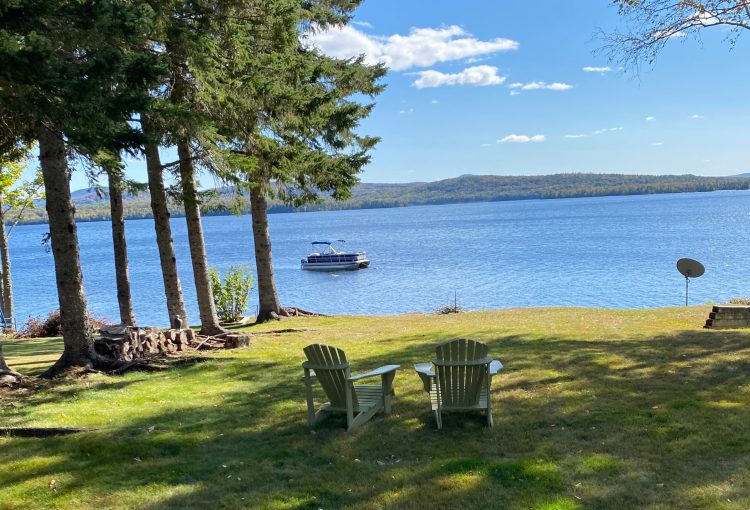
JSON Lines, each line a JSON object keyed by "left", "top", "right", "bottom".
{"left": 580, "top": 454, "right": 626, "bottom": 475}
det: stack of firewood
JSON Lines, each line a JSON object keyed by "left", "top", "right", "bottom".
{"left": 96, "top": 325, "right": 195, "bottom": 361}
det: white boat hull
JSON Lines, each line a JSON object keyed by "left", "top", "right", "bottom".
{"left": 301, "top": 260, "right": 370, "bottom": 271}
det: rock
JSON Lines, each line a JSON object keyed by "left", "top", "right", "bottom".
{"left": 0, "top": 374, "right": 19, "bottom": 387}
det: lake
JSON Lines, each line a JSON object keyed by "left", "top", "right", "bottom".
{"left": 8, "top": 190, "right": 750, "bottom": 327}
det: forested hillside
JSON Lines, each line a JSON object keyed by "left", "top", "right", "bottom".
{"left": 17, "top": 173, "right": 750, "bottom": 224}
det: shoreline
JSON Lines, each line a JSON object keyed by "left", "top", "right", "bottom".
{"left": 13, "top": 187, "right": 750, "bottom": 227}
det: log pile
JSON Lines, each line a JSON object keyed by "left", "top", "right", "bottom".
{"left": 96, "top": 325, "right": 195, "bottom": 361}
{"left": 193, "top": 332, "right": 250, "bottom": 351}
{"left": 95, "top": 325, "right": 251, "bottom": 361}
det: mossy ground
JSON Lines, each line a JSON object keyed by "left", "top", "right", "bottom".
{"left": 1, "top": 307, "right": 749, "bottom": 509}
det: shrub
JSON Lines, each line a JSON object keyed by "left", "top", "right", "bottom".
{"left": 209, "top": 265, "right": 255, "bottom": 323}
{"left": 434, "top": 292, "right": 465, "bottom": 315}
{"left": 728, "top": 297, "right": 750, "bottom": 305}
{"left": 434, "top": 303, "right": 465, "bottom": 315}
{"left": 15, "top": 310, "right": 110, "bottom": 338}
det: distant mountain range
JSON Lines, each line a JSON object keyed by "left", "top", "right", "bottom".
{"left": 21, "top": 172, "right": 750, "bottom": 224}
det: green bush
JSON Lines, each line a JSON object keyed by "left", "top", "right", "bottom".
{"left": 209, "top": 265, "right": 255, "bottom": 323}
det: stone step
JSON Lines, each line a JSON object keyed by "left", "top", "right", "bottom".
{"left": 705, "top": 318, "right": 750, "bottom": 329}
{"left": 709, "top": 311, "right": 750, "bottom": 320}
{"left": 712, "top": 305, "right": 750, "bottom": 314}
{"left": 705, "top": 305, "right": 750, "bottom": 329}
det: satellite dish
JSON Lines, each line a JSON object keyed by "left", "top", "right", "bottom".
{"left": 676, "top": 258, "right": 705, "bottom": 306}
{"left": 677, "top": 258, "right": 705, "bottom": 279}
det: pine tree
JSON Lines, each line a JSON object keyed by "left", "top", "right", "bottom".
{"left": 0, "top": 0, "right": 166, "bottom": 374}
{"left": 216, "top": 1, "right": 385, "bottom": 321}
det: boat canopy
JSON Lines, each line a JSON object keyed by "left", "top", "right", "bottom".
{"left": 312, "top": 241, "right": 333, "bottom": 245}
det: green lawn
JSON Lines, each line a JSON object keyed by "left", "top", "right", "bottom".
{"left": 1, "top": 307, "right": 750, "bottom": 509}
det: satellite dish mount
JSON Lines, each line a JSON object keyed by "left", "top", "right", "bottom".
{"left": 676, "top": 258, "right": 705, "bottom": 307}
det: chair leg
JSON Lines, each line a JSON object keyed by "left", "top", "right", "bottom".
{"left": 484, "top": 365, "right": 493, "bottom": 428}
{"left": 346, "top": 382, "right": 354, "bottom": 430}
{"left": 303, "top": 369, "right": 316, "bottom": 428}
{"left": 381, "top": 372, "right": 396, "bottom": 414}
{"left": 434, "top": 410, "right": 442, "bottom": 430}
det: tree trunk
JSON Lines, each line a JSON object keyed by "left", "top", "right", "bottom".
{"left": 37, "top": 125, "right": 99, "bottom": 374}
{"left": 176, "top": 139, "right": 226, "bottom": 335}
{"left": 143, "top": 120, "right": 188, "bottom": 328}
{"left": 0, "top": 344, "right": 12, "bottom": 372}
{"left": 0, "top": 194, "right": 13, "bottom": 322}
{"left": 250, "top": 186, "right": 283, "bottom": 322}
{"left": 0, "top": 342, "right": 21, "bottom": 385}
{"left": 107, "top": 171, "right": 136, "bottom": 326}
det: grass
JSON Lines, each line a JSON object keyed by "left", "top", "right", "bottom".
{"left": 1, "top": 306, "right": 750, "bottom": 509}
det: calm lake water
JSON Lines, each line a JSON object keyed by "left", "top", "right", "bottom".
{"left": 8, "top": 190, "right": 750, "bottom": 327}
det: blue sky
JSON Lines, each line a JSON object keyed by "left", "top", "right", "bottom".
{"left": 43, "top": 1, "right": 750, "bottom": 189}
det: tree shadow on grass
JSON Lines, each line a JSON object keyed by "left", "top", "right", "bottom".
{"left": 1, "top": 328, "right": 750, "bottom": 509}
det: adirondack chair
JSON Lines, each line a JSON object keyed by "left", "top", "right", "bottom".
{"left": 303, "top": 344, "right": 399, "bottom": 431}
{"left": 0, "top": 305, "right": 13, "bottom": 330}
{"left": 414, "top": 338, "right": 503, "bottom": 429}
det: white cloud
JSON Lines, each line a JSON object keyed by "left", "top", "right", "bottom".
{"left": 508, "top": 81, "right": 572, "bottom": 91}
{"left": 398, "top": 108, "right": 414, "bottom": 115}
{"left": 307, "top": 25, "right": 519, "bottom": 71}
{"left": 645, "top": 116, "right": 656, "bottom": 121}
{"left": 498, "top": 134, "right": 545, "bottom": 144}
{"left": 693, "top": 11, "right": 721, "bottom": 26}
{"left": 431, "top": 99, "right": 440, "bottom": 104}
{"left": 509, "top": 90, "right": 521, "bottom": 96}
{"left": 351, "top": 21, "right": 373, "bottom": 28}
{"left": 582, "top": 66, "right": 613, "bottom": 73}
{"left": 565, "top": 127, "right": 624, "bottom": 139}
{"left": 689, "top": 114, "right": 704, "bottom": 119}
{"left": 652, "top": 142, "right": 664, "bottom": 146}
{"left": 412, "top": 65, "right": 506, "bottom": 88}
{"left": 653, "top": 30, "right": 687, "bottom": 39}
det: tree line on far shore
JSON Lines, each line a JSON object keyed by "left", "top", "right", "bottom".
{"left": 9, "top": 173, "right": 750, "bottom": 225}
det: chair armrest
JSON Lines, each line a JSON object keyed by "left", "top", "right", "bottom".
{"left": 489, "top": 360, "right": 503, "bottom": 376}
{"left": 302, "top": 368, "right": 317, "bottom": 382}
{"left": 348, "top": 364, "right": 400, "bottom": 382}
{"left": 414, "top": 363, "right": 434, "bottom": 393}
{"left": 414, "top": 363, "right": 434, "bottom": 378}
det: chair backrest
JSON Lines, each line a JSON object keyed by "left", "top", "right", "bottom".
{"left": 304, "top": 344, "right": 355, "bottom": 409}
{"left": 434, "top": 338, "right": 491, "bottom": 408}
